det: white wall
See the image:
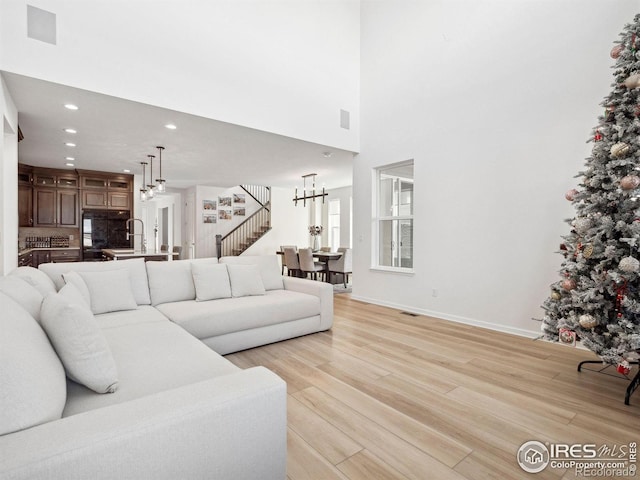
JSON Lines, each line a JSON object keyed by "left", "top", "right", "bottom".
{"left": 1, "top": 76, "right": 18, "bottom": 274}
{"left": 322, "top": 186, "right": 352, "bottom": 249}
{"left": 193, "top": 185, "right": 261, "bottom": 258}
{"left": 183, "top": 185, "right": 308, "bottom": 260}
{"left": 354, "top": 0, "right": 640, "bottom": 337}
{"left": 244, "top": 187, "right": 309, "bottom": 256}
{"left": 0, "top": 0, "right": 360, "bottom": 152}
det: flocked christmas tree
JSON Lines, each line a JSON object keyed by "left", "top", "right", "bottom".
{"left": 541, "top": 14, "right": 640, "bottom": 373}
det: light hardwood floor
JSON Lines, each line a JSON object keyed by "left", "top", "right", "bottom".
{"left": 225, "top": 294, "right": 640, "bottom": 480}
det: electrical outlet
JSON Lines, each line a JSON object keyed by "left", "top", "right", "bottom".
{"left": 69, "top": 234, "right": 74, "bottom": 241}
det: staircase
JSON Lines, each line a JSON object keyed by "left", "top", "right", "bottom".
{"left": 217, "top": 185, "right": 271, "bottom": 257}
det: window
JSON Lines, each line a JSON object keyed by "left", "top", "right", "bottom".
{"left": 374, "top": 161, "right": 413, "bottom": 270}
{"left": 328, "top": 199, "right": 341, "bottom": 251}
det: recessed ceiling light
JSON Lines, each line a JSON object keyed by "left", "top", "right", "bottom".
{"left": 65, "top": 142, "right": 76, "bottom": 147}
{"left": 165, "top": 124, "right": 177, "bottom": 130}
{"left": 322, "top": 151, "right": 332, "bottom": 158}
{"left": 123, "top": 169, "right": 131, "bottom": 173}
{"left": 65, "top": 163, "right": 75, "bottom": 167}
{"left": 64, "top": 128, "right": 77, "bottom": 134}
{"left": 64, "top": 104, "right": 78, "bottom": 110}
{"left": 65, "top": 156, "right": 75, "bottom": 161}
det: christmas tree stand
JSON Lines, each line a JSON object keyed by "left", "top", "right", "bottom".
{"left": 577, "top": 360, "right": 640, "bottom": 405}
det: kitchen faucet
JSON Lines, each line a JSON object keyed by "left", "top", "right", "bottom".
{"left": 126, "top": 218, "right": 146, "bottom": 253}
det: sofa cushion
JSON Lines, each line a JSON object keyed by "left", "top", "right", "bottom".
{"left": 40, "top": 285, "right": 119, "bottom": 394}
{"left": 220, "top": 255, "right": 284, "bottom": 291}
{"left": 0, "top": 291, "right": 66, "bottom": 435}
{"left": 0, "top": 276, "right": 44, "bottom": 322}
{"left": 9, "top": 266, "right": 57, "bottom": 297}
{"left": 62, "top": 271, "right": 91, "bottom": 307}
{"left": 192, "top": 263, "right": 232, "bottom": 301}
{"left": 77, "top": 269, "right": 138, "bottom": 315}
{"left": 39, "top": 258, "right": 151, "bottom": 305}
{"left": 227, "top": 264, "right": 266, "bottom": 297}
{"left": 147, "top": 258, "right": 218, "bottom": 306}
{"left": 63, "top": 319, "right": 239, "bottom": 417}
{"left": 156, "top": 289, "right": 321, "bottom": 340}
{"left": 95, "top": 304, "right": 170, "bottom": 329}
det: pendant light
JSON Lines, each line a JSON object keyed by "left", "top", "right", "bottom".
{"left": 155, "top": 146, "right": 166, "bottom": 193}
{"left": 139, "top": 161, "right": 148, "bottom": 202}
{"left": 146, "top": 154, "right": 155, "bottom": 199}
{"left": 293, "top": 173, "right": 327, "bottom": 206}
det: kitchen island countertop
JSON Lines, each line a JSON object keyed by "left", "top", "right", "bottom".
{"left": 101, "top": 249, "right": 178, "bottom": 261}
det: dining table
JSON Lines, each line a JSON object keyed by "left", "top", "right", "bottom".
{"left": 276, "top": 250, "right": 342, "bottom": 283}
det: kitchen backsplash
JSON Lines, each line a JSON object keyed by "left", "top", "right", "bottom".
{"left": 19, "top": 227, "right": 80, "bottom": 249}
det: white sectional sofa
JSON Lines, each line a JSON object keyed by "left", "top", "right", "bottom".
{"left": 0, "top": 255, "right": 333, "bottom": 480}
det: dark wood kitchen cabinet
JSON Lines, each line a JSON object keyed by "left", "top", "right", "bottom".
{"left": 31, "top": 250, "right": 51, "bottom": 267}
{"left": 78, "top": 170, "right": 132, "bottom": 211}
{"left": 33, "top": 187, "right": 79, "bottom": 228}
{"left": 32, "top": 167, "right": 79, "bottom": 228}
{"left": 18, "top": 164, "right": 33, "bottom": 227}
{"left": 57, "top": 189, "right": 79, "bottom": 227}
{"left": 18, "top": 165, "right": 130, "bottom": 228}
{"left": 50, "top": 248, "right": 81, "bottom": 263}
{"left": 18, "top": 184, "right": 33, "bottom": 227}
{"left": 33, "top": 187, "right": 56, "bottom": 226}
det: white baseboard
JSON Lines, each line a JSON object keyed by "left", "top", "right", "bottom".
{"left": 349, "top": 294, "right": 541, "bottom": 339}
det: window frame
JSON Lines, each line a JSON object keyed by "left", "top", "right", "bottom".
{"left": 372, "top": 160, "right": 415, "bottom": 274}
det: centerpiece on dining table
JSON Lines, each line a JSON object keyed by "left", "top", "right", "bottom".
{"left": 308, "top": 225, "right": 323, "bottom": 252}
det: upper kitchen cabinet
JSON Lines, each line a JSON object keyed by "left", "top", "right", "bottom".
{"left": 31, "top": 167, "right": 79, "bottom": 228}
{"left": 33, "top": 169, "right": 79, "bottom": 189}
{"left": 78, "top": 170, "right": 133, "bottom": 211}
{"left": 18, "top": 164, "right": 33, "bottom": 227}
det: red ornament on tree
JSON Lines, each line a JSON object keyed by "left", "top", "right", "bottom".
{"left": 594, "top": 129, "right": 603, "bottom": 141}
{"left": 615, "top": 281, "right": 628, "bottom": 319}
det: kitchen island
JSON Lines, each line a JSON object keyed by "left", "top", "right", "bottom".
{"left": 101, "top": 249, "right": 178, "bottom": 261}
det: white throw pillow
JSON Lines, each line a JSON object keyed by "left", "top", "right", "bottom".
{"left": 62, "top": 271, "right": 91, "bottom": 307}
{"left": 40, "top": 285, "right": 119, "bottom": 394}
{"left": 38, "top": 258, "right": 152, "bottom": 306}
{"left": 0, "top": 292, "right": 66, "bottom": 435}
{"left": 78, "top": 269, "right": 138, "bottom": 315}
{"left": 220, "top": 256, "right": 284, "bottom": 290}
{"left": 0, "top": 276, "right": 44, "bottom": 323}
{"left": 226, "top": 264, "right": 266, "bottom": 297}
{"left": 192, "top": 263, "right": 232, "bottom": 301}
{"left": 146, "top": 260, "right": 196, "bottom": 306}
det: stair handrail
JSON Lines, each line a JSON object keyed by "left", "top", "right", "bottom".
{"left": 217, "top": 185, "right": 271, "bottom": 258}
{"left": 240, "top": 185, "right": 270, "bottom": 210}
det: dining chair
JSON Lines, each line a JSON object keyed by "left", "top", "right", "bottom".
{"left": 328, "top": 248, "right": 352, "bottom": 287}
{"left": 283, "top": 247, "right": 301, "bottom": 277}
{"left": 172, "top": 245, "right": 183, "bottom": 260}
{"left": 160, "top": 244, "right": 169, "bottom": 252}
{"left": 280, "top": 245, "right": 298, "bottom": 275}
{"left": 298, "top": 248, "right": 326, "bottom": 281}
